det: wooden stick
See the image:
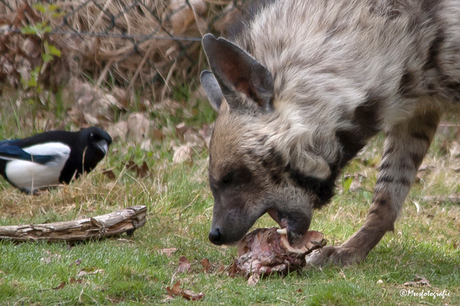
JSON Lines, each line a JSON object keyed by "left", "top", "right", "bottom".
{"left": 0, "top": 206, "right": 147, "bottom": 242}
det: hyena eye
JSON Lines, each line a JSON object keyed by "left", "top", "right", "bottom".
{"left": 221, "top": 172, "right": 233, "bottom": 184}
{"left": 218, "top": 166, "right": 252, "bottom": 187}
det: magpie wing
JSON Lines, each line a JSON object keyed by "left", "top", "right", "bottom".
{"left": 0, "top": 143, "right": 55, "bottom": 164}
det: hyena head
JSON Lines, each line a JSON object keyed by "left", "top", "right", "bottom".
{"left": 201, "top": 34, "right": 335, "bottom": 246}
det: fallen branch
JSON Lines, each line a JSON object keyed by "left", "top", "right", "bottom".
{"left": 0, "top": 206, "right": 147, "bottom": 242}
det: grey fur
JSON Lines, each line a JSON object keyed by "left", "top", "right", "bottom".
{"left": 201, "top": 0, "right": 460, "bottom": 265}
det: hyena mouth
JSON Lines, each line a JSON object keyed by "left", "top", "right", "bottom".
{"left": 267, "top": 208, "right": 284, "bottom": 227}
{"left": 266, "top": 207, "right": 311, "bottom": 246}
{"left": 267, "top": 208, "right": 290, "bottom": 233}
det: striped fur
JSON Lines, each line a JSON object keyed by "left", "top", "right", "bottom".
{"left": 201, "top": 0, "right": 460, "bottom": 265}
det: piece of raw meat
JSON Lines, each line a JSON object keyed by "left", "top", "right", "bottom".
{"left": 235, "top": 227, "right": 326, "bottom": 275}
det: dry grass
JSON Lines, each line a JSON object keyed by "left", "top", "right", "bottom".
{"left": 0, "top": 0, "right": 242, "bottom": 98}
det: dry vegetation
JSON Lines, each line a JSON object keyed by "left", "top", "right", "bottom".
{"left": 0, "top": 0, "right": 244, "bottom": 100}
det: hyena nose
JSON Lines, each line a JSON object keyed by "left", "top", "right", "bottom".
{"left": 208, "top": 228, "right": 223, "bottom": 245}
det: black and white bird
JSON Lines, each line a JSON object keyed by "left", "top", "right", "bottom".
{"left": 0, "top": 127, "right": 112, "bottom": 193}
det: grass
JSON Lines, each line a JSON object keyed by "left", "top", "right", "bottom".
{"left": 0, "top": 90, "right": 459, "bottom": 305}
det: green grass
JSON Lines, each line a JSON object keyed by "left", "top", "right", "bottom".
{"left": 0, "top": 91, "right": 459, "bottom": 305}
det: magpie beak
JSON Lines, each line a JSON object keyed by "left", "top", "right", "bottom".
{"left": 96, "top": 140, "right": 109, "bottom": 155}
{"left": 0, "top": 127, "right": 112, "bottom": 193}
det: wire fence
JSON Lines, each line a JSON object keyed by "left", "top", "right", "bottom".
{"left": 0, "top": 0, "right": 247, "bottom": 98}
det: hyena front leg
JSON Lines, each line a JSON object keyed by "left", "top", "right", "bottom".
{"left": 306, "top": 111, "right": 440, "bottom": 266}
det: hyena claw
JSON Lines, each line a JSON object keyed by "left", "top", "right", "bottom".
{"left": 305, "top": 246, "right": 367, "bottom": 267}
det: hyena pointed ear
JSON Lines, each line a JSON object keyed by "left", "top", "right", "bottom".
{"left": 200, "top": 70, "right": 224, "bottom": 112}
{"left": 202, "top": 33, "right": 274, "bottom": 112}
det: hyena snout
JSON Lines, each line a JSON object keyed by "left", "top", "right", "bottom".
{"left": 208, "top": 225, "right": 243, "bottom": 245}
{"left": 208, "top": 220, "right": 254, "bottom": 245}
{"left": 208, "top": 227, "right": 223, "bottom": 245}
{"left": 208, "top": 205, "right": 261, "bottom": 245}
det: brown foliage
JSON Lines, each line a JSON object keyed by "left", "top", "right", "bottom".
{"left": 0, "top": 0, "right": 243, "bottom": 99}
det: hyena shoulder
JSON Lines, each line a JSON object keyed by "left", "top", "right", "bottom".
{"left": 233, "top": 0, "right": 460, "bottom": 111}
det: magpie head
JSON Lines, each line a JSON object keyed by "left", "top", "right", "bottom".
{"left": 79, "top": 127, "right": 112, "bottom": 170}
{"left": 85, "top": 127, "right": 112, "bottom": 154}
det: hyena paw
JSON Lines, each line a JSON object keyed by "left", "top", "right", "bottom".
{"left": 304, "top": 245, "right": 367, "bottom": 267}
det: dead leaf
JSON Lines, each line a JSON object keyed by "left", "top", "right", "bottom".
{"left": 152, "top": 129, "right": 165, "bottom": 140}
{"left": 166, "top": 280, "right": 182, "bottom": 296}
{"left": 172, "top": 144, "right": 193, "bottom": 164}
{"left": 125, "top": 160, "right": 137, "bottom": 171}
{"left": 201, "top": 258, "right": 211, "bottom": 272}
{"left": 83, "top": 112, "right": 99, "bottom": 125}
{"left": 137, "top": 161, "right": 150, "bottom": 178}
{"left": 140, "top": 139, "right": 152, "bottom": 151}
{"left": 124, "top": 160, "right": 150, "bottom": 178}
{"left": 162, "top": 295, "right": 175, "bottom": 303}
{"left": 199, "top": 124, "right": 212, "bottom": 148}
{"left": 67, "top": 107, "right": 83, "bottom": 124}
{"left": 212, "top": 1, "right": 241, "bottom": 31}
{"left": 181, "top": 290, "right": 205, "bottom": 301}
{"left": 450, "top": 141, "right": 460, "bottom": 158}
{"left": 69, "top": 259, "right": 82, "bottom": 267}
{"left": 177, "top": 256, "right": 191, "bottom": 273}
{"left": 227, "top": 261, "right": 238, "bottom": 277}
{"left": 69, "top": 277, "right": 83, "bottom": 284}
{"left": 170, "top": 0, "right": 206, "bottom": 34}
{"left": 64, "top": 78, "right": 121, "bottom": 124}
{"left": 247, "top": 273, "right": 260, "bottom": 286}
{"left": 175, "top": 122, "right": 189, "bottom": 138}
{"left": 127, "top": 113, "right": 151, "bottom": 142}
{"left": 76, "top": 268, "right": 104, "bottom": 277}
{"left": 184, "top": 129, "right": 204, "bottom": 147}
{"left": 403, "top": 275, "right": 431, "bottom": 287}
{"left": 102, "top": 169, "right": 116, "bottom": 180}
{"left": 158, "top": 248, "right": 177, "bottom": 257}
{"left": 107, "top": 121, "right": 129, "bottom": 142}
{"left": 53, "top": 282, "right": 66, "bottom": 290}
{"left": 165, "top": 280, "right": 205, "bottom": 301}
{"left": 439, "top": 139, "right": 449, "bottom": 155}
{"left": 112, "top": 87, "right": 129, "bottom": 108}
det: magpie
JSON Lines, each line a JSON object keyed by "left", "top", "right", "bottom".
{"left": 0, "top": 127, "right": 112, "bottom": 193}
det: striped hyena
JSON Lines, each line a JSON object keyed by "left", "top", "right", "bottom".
{"left": 200, "top": 0, "right": 460, "bottom": 265}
